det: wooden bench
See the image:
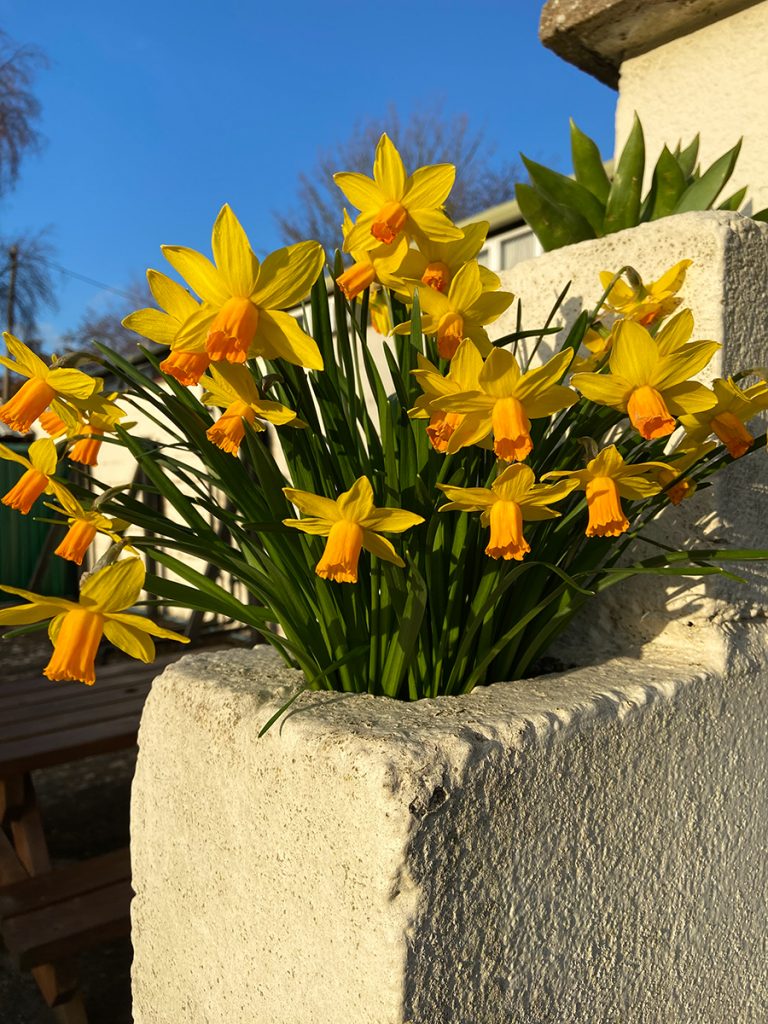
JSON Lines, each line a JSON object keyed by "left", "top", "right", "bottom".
{"left": 0, "top": 649, "right": 182, "bottom": 1023}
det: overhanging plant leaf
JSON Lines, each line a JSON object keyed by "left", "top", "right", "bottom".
{"left": 570, "top": 118, "right": 610, "bottom": 205}
{"left": 603, "top": 113, "right": 645, "bottom": 233}
{"left": 514, "top": 182, "right": 594, "bottom": 251}
{"left": 674, "top": 139, "right": 742, "bottom": 213}
{"left": 521, "top": 154, "right": 606, "bottom": 235}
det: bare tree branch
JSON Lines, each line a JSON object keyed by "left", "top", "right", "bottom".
{"left": 61, "top": 278, "right": 155, "bottom": 357}
{"left": 275, "top": 104, "right": 520, "bottom": 256}
{"left": 0, "top": 30, "right": 47, "bottom": 197}
{"left": 0, "top": 228, "right": 57, "bottom": 346}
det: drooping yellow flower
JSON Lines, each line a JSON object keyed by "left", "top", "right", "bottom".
{"left": 0, "top": 334, "right": 101, "bottom": 433}
{"left": 200, "top": 363, "right": 302, "bottom": 456}
{"left": 48, "top": 491, "right": 127, "bottom": 566}
{"left": 0, "top": 438, "right": 70, "bottom": 515}
{"left": 123, "top": 269, "right": 211, "bottom": 385}
{"left": 678, "top": 377, "right": 768, "bottom": 458}
{"left": 368, "top": 286, "right": 392, "bottom": 336}
{"left": 437, "top": 464, "right": 577, "bottom": 561}
{"left": 600, "top": 260, "right": 691, "bottom": 327}
{"left": 335, "top": 209, "right": 409, "bottom": 301}
{"left": 409, "top": 339, "right": 484, "bottom": 453}
{"left": 381, "top": 221, "right": 499, "bottom": 299}
{"left": 434, "top": 347, "right": 577, "bottom": 462}
{"left": 571, "top": 319, "right": 719, "bottom": 440}
{"left": 335, "top": 134, "right": 463, "bottom": 255}
{"left": 282, "top": 476, "right": 423, "bottom": 583}
{"left": 653, "top": 441, "right": 717, "bottom": 506}
{"left": 0, "top": 558, "right": 188, "bottom": 685}
{"left": 162, "top": 205, "right": 325, "bottom": 368}
{"left": 39, "top": 409, "right": 68, "bottom": 438}
{"left": 394, "top": 261, "right": 513, "bottom": 360}
{"left": 66, "top": 393, "right": 128, "bottom": 468}
{"left": 544, "top": 445, "right": 668, "bottom": 538}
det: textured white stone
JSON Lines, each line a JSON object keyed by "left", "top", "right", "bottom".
{"left": 131, "top": 633, "right": 768, "bottom": 1023}
{"left": 615, "top": 2, "right": 768, "bottom": 214}
{"left": 494, "top": 211, "right": 768, "bottom": 626}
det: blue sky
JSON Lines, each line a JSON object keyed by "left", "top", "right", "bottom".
{"left": 0, "top": 0, "right": 616, "bottom": 347}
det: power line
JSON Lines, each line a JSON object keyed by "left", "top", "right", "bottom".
{"left": 37, "top": 256, "right": 137, "bottom": 302}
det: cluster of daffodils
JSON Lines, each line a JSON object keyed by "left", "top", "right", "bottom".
{"left": 0, "top": 133, "right": 766, "bottom": 695}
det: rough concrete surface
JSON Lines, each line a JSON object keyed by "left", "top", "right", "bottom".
{"left": 494, "top": 211, "right": 768, "bottom": 626}
{"left": 615, "top": 2, "right": 768, "bottom": 216}
{"left": 539, "top": 0, "right": 761, "bottom": 86}
{"left": 131, "top": 631, "right": 768, "bottom": 1023}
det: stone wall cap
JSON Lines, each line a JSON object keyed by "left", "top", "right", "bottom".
{"left": 539, "top": 0, "right": 764, "bottom": 87}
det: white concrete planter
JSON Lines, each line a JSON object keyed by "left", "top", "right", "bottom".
{"left": 131, "top": 630, "right": 768, "bottom": 1023}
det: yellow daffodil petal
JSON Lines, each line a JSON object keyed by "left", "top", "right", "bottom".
{"left": 334, "top": 172, "right": 386, "bottom": 211}
{"left": 256, "top": 309, "right": 323, "bottom": 371}
{"left": 408, "top": 207, "right": 463, "bottom": 243}
{"left": 161, "top": 246, "right": 231, "bottom": 306}
{"left": 361, "top": 508, "right": 424, "bottom": 533}
{"left": 106, "top": 611, "right": 190, "bottom": 643}
{"left": 123, "top": 308, "right": 179, "bottom": 346}
{"left": 491, "top": 463, "right": 536, "bottom": 501}
{"left": 283, "top": 487, "right": 341, "bottom": 522}
{"left": 337, "top": 476, "right": 375, "bottom": 522}
{"left": 654, "top": 259, "right": 692, "bottom": 294}
{"left": 610, "top": 320, "right": 658, "bottom": 384}
{"left": 251, "top": 400, "right": 298, "bottom": 426}
{"left": 147, "top": 269, "right": 198, "bottom": 318}
{"left": 478, "top": 347, "right": 522, "bottom": 398}
{"left": 663, "top": 381, "right": 719, "bottom": 415}
{"left": 173, "top": 306, "right": 217, "bottom": 353}
{"left": 28, "top": 437, "right": 58, "bottom": 476}
{"left": 360, "top": 529, "right": 404, "bottom": 568}
{"left": 437, "top": 391, "right": 495, "bottom": 414}
{"left": 282, "top": 516, "right": 333, "bottom": 536}
{"left": 46, "top": 368, "right": 99, "bottom": 400}
{"left": 402, "top": 164, "right": 456, "bottom": 210}
{"left": 252, "top": 242, "right": 325, "bottom": 312}
{"left": 80, "top": 557, "right": 144, "bottom": 614}
{"left": 0, "top": 442, "right": 31, "bottom": 469}
{"left": 3, "top": 333, "right": 49, "bottom": 379}
{"left": 211, "top": 205, "right": 260, "bottom": 297}
{"left": 515, "top": 350, "right": 574, "bottom": 402}
{"left": 444, "top": 413, "right": 493, "bottom": 454}
{"left": 615, "top": 476, "right": 663, "bottom": 500}
{"left": 655, "top": 309, "right": 694, "bottom": 355}
{"left": 373, "top": 134, "right": 406, "bottom": 198}
{"left": 468, "top": 290, "right": 515, "bottom": 325}
{"left": 102, "top": 618, "right": 155, "bottom": 663}
{"left": 343, "top": 212, "right": 378, "bottom": 254}
{"left": 436, "top": 483, "right": 495, "bottom": 512}
{"left": 572, "top": 372, "right": 633, "bottom": 409}
{"left": 523, "top": 385, "right": 578, "bottom": 419}
{"left": 652, "top": 342, "right": 720, "bottom": 390}
{"left": 447, "top": 261, "right": 484, "bottom": 311}
{"left": 0, "top": 594, "right": 74, "bottom": 624}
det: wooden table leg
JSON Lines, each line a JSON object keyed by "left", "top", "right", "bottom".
{"left": 1, "top": 774, "right": 87, "bottom": 1016}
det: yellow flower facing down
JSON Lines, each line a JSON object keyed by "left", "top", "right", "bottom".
{"left": 47, "top": 491, "right": 128, "bottom": 566}
{"left": 678, "top": 377, "right": 768, "bottom": 458}
{"left": 544, "top": 445, "right": 668, "bottom": 538}
{"left": 0, "top": 438, "right": 70, "bottom": 515}
{"left": 409, "top": 339, "right": 484, "bottom": 453}
{"left": 381, "top": 221, "right": 499, "bottom": 299}
{"left": 654, "top": 441, "right": 717, "bottom": 506}
{"left": 162, "top": 205, "right": 325, "bottom": 368}
{"left": 335, "top": 209, "right": 409, "bottom": 301}
{"left": 437, "top": 464, "right": 577, "bottom": 561}
{"left": 572, "top": 319, "right": 719, "bottom": 440}
{"left": 123, "top": 269, "right": 210, "bottom": 385}
{"left": 394, "top": 260, "right": 514, "bottom": 360}
{"left": 600, "top": 260, "right": 691, "bottom": 327}
{"left": 0, "top": 558, "right": 188, "bottom": 685}
{"left": 434, "top": 347, "right": 577, "bottom": 462}
{"left": 0, "top": 334, "right": 101, "bottom": 433}
{"left": 200, "top": 363, "right": 302, "bottom": 456}
{"left": 64, "top": 393, "right": 128, "bottom": 468}
{"left": 283, "top": 476, "right": 423, "bottom": 583}
{"left": 335, "top": 134, "right": 463, "bottom": 255}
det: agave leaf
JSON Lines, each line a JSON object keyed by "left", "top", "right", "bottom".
{"left": 570, "top": 119, "right": 610, "bottom": 204}
{"left": 604, "top": 114, "right": 645, "bottom": 233}
{"left": 676, "top": 135, "right": 700, "bottom": 179}
{"left": 521, "top": 154, "right": 605, "bottom": 235}
{"left": 647, "top": 145, "right": 687, "bottom": 220}
{"left": 674, "top": 139, "right": 742, "bottom": 214}
{"left": 515, "top": 182, "right": 594, "bottom": 251}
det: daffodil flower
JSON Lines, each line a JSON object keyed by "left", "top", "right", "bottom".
{"left": 53, "top": 392, "right": 128, "bottom": 469}
{"left": 409, "top": 339, "right": 484, "bottom": 453}
{"left": 123, "top": 270, "right": 210, "bottom": 385}
{"left": 543, "top": 445, "right": 667, "bottom": 538}
{"left": 0, "top": 438, "right": 71, "bottom": 515}
{"left": 47, "top": 491, "right": 128, "bottom": 566}
{"left": 654, "top": 441, "right": 717, "bottom": 505}
{"left": 335, "top": 134, "right": 462, "bottom": 254}
{"left": 678, "top": 377, "right": 768, "bottom": 458}
{"left": 162, "top": 205, "right": 325, "bottom": 368}
{"left": 437, "top": 464, "right": 577, "bottom": 561}
{"left": 282, "top": 476, "right": 423, "bottom": 583}
{"left": 600, "top": 260, "right": 691, "bottom": 327}
{"left": 394, "top": 261, "right": 513, "bottom": 360}
{"left": 571, "top": 319, "right": 719, "bottom": 440}
{"left": 0, "top": 334, "right": 100, "bottom": 433}
{"left": 0, "top": 558, "right": 188, "bottom": 685}
{"left": 434, "top": 347, "right": 577, "bottom": 462}
{"left": 335, "top": 209, "right": 409, "bottom": 301}
{"left": 382, "top": 220, "right": 499, "bottom": 298}
{"left": 200, "top": 363, "right": 302, "bottom": 456}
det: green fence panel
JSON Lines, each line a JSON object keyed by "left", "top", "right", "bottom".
{"left": 0, "top": 439, "right": 78, "bottom": 598}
